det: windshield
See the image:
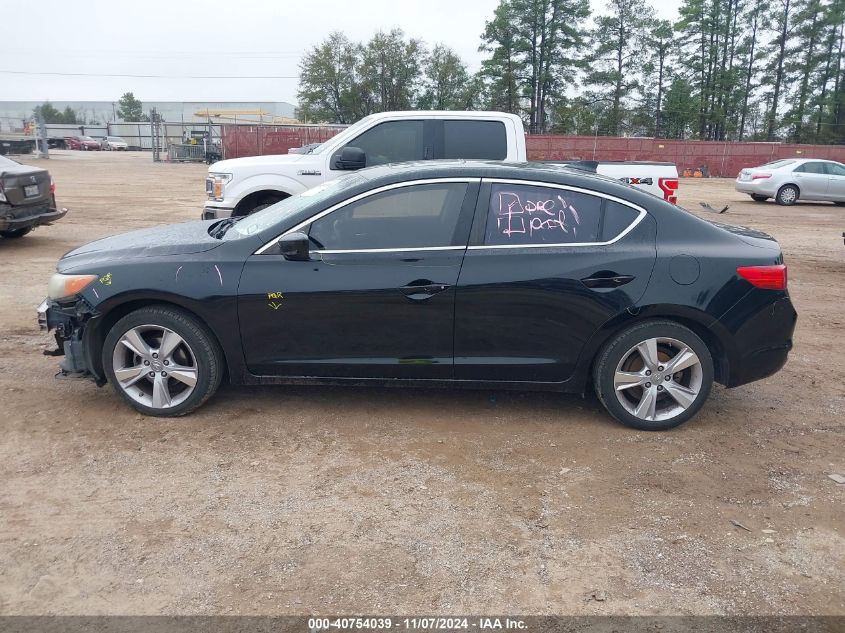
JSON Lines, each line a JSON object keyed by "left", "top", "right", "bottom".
{"left": 108, "top": 137, "right": 125, "bottom": 142}
{"left": 232, "top": 172, "right": 367, "bottom": 237}
{"left": 308, "top": 116, "right": 372, "bottom": 154}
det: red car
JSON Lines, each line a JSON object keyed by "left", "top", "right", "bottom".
{"left": 64, "top": 136, "right": 101, "bottom": 151}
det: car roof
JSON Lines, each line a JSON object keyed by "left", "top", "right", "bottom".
{"left": 355, "top": 159, "right": 632, "bottom": 194}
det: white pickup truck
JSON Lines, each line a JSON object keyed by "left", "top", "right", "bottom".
{"left": 202, "top": 111, "right": 679, "bottom": 219}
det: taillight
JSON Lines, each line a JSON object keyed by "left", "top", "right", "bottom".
{"left": 658, "top": 177, "right": 679, "bottom": 204}
{"left": 751, "top": 173, "right": 771, "bottom": 180}
{"left": 737, "top": 264, "right": 787, "bottom": 290}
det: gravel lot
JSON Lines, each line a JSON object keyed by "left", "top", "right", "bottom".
{"left": 0, "top": 151, "right": 843, "bottom": 616}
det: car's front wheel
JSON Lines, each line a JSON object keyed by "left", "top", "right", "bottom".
{"left": 594, "top": 320, "right": 714, "bottom": 431}
{"left": 776, "top": 185, "right": 799, "bottom": 206}
{"left": 102, "top": 306, "right": 224, "bottom": 417}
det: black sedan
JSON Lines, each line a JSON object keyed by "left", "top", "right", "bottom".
{"left": 39, "top": 161, "right": 796, "bottom": 430}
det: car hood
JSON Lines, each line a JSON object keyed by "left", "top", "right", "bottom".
{"left": 209, "top": 153, "right": 309, "bottom": 172}
{"left": 58, "top": 220, "right": 223, "bottom": 271}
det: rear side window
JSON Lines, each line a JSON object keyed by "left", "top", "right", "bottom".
{"left": 602, "top": 201, "right": 640, "bottom": 241}
{"left": 309, "top": 182, "right": 468, "bottom": 250}
{"left": 443, "top": 121, "right": 507, "bottom": 160}
{"left": 484, "top": 183, "right": 603, "bottom": 246}
{"left": 794, "top": 162, "right": 827, "bottom": 174}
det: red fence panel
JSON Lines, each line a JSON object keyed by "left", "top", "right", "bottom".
{"left": 526, "top": 135, "right": 845, "bottom": 177}
{"left": 222, "top": 125, "right": 845, "bottom": 178}
{"left": 221, "top": 124, "right": 344, "bottom": 159}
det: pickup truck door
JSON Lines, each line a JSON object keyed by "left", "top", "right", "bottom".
{"left": 326, "top": 119, "right": 432, "bottom": 175}
{"left": 237, "top": 179, "right": 479, "bottom": 379}
{"left": 792, "top": 161, "right": 830, "bottom": 199}
{"left": 454, "top": 180, "right": 657, "bottom": 383}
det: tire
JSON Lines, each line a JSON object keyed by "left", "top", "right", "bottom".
{"left": 593, "top": 320, "right": 714, "bottom": 431}
{"left": 0, "top": 227, "right": 32, "bottom": 239}
{"left": 102, "top": 305, "right": 224, "bottom": 417}
{"left": 776, "top": 185, "right": 799, "bottom": 206}
{"left": 750, "top": 194, "right": 767, "bottom": 202}
{"left": 834, "top": 201, "right": 845, "bottom": 207}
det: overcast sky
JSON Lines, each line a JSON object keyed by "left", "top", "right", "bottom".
{"left": 1, "top": 0, "right": 681, "bottom": 105}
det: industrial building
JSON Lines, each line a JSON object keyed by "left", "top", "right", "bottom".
{"left": 0, "top": 100, "right": 297, "bottom": 132}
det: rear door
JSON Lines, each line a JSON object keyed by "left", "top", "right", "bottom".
{"left": 792, "top": 161, "right": 830, "bottom": 199}
{"left": 237, "top": 179, "right": 479, "bottom": 379}
{"left": 454, "top": 179, "right": 657, "bottom": 383}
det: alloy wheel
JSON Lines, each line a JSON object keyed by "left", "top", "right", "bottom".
{"left": 613, "top": 337, "right": 703, "bottom": 423}
{"left": 112, "top": 324, "right": 198, "bottom": 409}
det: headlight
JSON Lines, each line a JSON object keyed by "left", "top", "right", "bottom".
{"left": 48, "top": 273, "right": 98, "bottom": 300}
{"left": 208, "top": 172, "right": 232, "bottom": 199}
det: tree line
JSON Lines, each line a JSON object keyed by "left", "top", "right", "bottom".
{"left": 296, "top": 0, "right": 845, "bottom": 143}
{"left": 32, "top": 92, "right": 148, "bottom": 125}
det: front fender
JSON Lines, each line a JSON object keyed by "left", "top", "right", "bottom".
{"left": 224, "top": 174, "right": 307, "bottom": 207}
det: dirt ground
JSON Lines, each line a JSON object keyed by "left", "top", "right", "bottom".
{"left": 0, "top": 150, "right": 842, "bottom": 616}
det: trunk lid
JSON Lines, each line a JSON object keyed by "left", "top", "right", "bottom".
{"left": 710, "top": 221, "right": 781, "bottom": 252}
{"left": 0, "top": 164, "right": 52, "bottom": 206}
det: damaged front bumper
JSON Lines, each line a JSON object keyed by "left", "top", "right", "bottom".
{"left": 38, "top": 296, "right": 103, "bottom": 383}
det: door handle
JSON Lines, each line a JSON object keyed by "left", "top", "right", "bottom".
{"left": 580, "top": 274, "right": 636, "bottom": 289}
{"left": 400, "top": 280, "right": 451, "bottom": 301}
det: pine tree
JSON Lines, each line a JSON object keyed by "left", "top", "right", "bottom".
{"left": 585, "top": 0, "right": 655, "bottom": 136}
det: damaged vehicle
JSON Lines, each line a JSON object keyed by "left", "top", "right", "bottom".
{"left": 40, "top": 161, "right": 796, "bottom": 430}
{"left": 1, "top": 155, "right": 67, "bottom": 239}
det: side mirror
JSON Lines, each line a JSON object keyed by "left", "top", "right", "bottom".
{"left": 278, "top": 231, "right": 311, "bottom": 261}
{"left": 334, "top": 146, "right": 366, "bottom": 170}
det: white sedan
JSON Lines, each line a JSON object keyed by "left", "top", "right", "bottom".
{"left": 735, "top": 158, "right": 845, "bottom": 206}
{"left": 101, "top": 136, "right": 129, "bottom": 151}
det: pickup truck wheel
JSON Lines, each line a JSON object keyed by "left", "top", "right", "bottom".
{"left": 103, "top": 306, "right": 224, "bottom": 417}
{"left": 236, "top": 193, "right": 287, "bottom": 217}
{"left": 593, "top": 320, "right": 714, "bottom": 431}
{"left": 0, "top": 227, "right": 33, "bottom": 239}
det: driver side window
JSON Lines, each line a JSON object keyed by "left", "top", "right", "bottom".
{"left": 308, "top": 182, "right": 468, "bottom": 251}
{"left": 336, "top": 121, "right": 424, "bottom": 169}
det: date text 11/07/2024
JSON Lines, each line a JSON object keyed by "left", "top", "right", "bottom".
{"left": 307, "top": 617, "right": 527, "bottom": 630}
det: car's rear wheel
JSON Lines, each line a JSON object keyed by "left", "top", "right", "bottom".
{"left": 102, "top": 306, "right": 224, "bottom": 417}
{"left": 834, "top": 201, "right": 845, "bottom": 206}
{"left": 0, "top": 227, "right": 33, "bottom": 239}
{"left": 594, "top": 320, "right": 714, "bottom": 431}
{"left": 750, "top": 194, "right": 768, "bottom": 202}
{"left": 776, "top": 185, "right": 799, "bottom": 206}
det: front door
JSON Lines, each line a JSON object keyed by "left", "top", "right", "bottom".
{"left": 793, "top": 161, "right": 830, "bottom": 199}
{"left": 454, "top": 180, "right": 657, "bottom": 383}
{"left": 238, "top": 180, "right": 478, "bottom": 379}
{"left": 825, "top": 161, "right": 845, "bottom": 200}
